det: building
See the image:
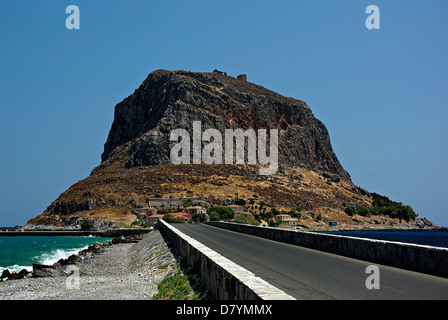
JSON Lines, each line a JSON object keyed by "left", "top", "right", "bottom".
{"left": 237, "top": 74, "right": 247, "bottom": 81}
{"left": 213, "top": 69, "right": 227, "bottom": 76}
{"left": 185, "top": 206, "right": 206, "bottom": 215}
{"left": 226, "top": 204, "right": 244, "bottom": 212}
{"left": 145, "top": 196, "right": 200, "bottom": 210}
{"left": 145, "top": 207, "right": 158, "bottom": 215}
{"left": 147, "top": 214, "right": 164, "bottom": 227}
{"left": 136, "top": 212, "right": 148, "bottom": 221}
{"left": 273, "top": 214, "right": 299, "bottom": 227}
{"left": 171, "top": 212, "right": 192, "bottom": 221}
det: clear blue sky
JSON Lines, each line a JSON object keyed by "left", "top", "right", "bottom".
{"left": 1, "top": 0, "right": 447, "bottom": 227}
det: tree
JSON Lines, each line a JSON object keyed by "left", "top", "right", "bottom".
{"left": 209, "top": 206, "right": 234, "bottom": 220}
{"left": 192, "top": 213, "right": 204, "bottom": 222}
{"left": 163, "top": 213, "right": 185, "bottom": 223}
{"left": 370, "top": 192, "right": 416, "bottom": 221}
{"left": 209, "top": 212, "right": 220, "bottom": 221}
{"left": 357, "top": 207, "right": 370, "bottom": 217}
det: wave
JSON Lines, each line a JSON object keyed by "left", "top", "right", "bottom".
{"left": 1, "top": 246, "right": 89, "bottom": 274}
{"left": 0, "top": 265, "right": 33, "bottom": 273}
{"left": 32, "top": 246, "right": 89, "bottom": 266}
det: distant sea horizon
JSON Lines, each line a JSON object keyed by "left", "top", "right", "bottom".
{"left": 321, "top": 229, "right": 448, "bottom": 248}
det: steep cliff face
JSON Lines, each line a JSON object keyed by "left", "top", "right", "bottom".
{"left": 95, "top": 70, "right": 350, "bottom": 181}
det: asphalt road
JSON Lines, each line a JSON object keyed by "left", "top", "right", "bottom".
{"left": 172, "top": 223, "right": 448, "bottom": 300}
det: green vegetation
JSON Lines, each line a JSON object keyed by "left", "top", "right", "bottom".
{"left": 370, "top": 193, "right": 416, "bottom": 222}
{"left": 80, "top": 219, "right": 94, "bottom": 230}
{"left": 182, "top": 199, "right": 193, "bottom": 208}
{"left": 191, "top": 213, "right": 205, "bottom": 222}
{"left": 162, "top": 213, "right": 185, "bottom": 223}
{"left": 208, "top": 206, "right": 234, "bottom": 220}
{"left": 344, "top": 206, "right": 356, "bottom": 216}
{"left": 152, "top": 274, "right": 194, "bottom": 300}
{"left": 344, "top": 192, "right": 417, "bottom": 222}
{"left": 234, "top": 215, "right": 259, "bottom": 225}
{"left": 209, "top": 211, "right": 220, "bottom": 221}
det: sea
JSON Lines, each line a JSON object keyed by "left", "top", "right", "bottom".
{"left": 321, "top": 229, "right": 448, "bottom": 248}
{"left": 0, "top": 234, "right": 111, "bottom": 274}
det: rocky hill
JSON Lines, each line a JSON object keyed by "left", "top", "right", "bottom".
{"left": 27, "top": 69, "right": 431, "bottom": 230}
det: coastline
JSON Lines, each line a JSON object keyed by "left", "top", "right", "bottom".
{"left": 0, "top": 230, "right": 204, "bottom": 300}
{"left": 0, "top": 228, "right": 152, "bottom": 237}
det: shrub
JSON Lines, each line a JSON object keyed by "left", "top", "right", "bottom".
{"left": 289, "top": 210, "right": 301, "bottom": 219}
{"left": 209, "top": 206, "right": 234, "bottom": 220}
{"left": 344, "top": 206, "right": 356, "bottom": 217}
{"left": 235, "top": 198, "right": 246, "bottom": 206}
{"left": 192, "top": 213, "right": 204, "bottom": 222}
{"left": 152, "top": 274, "right": 191, "bottom": 300}
{"left": 234, "top": 215, "right": 259, "bottom": 225}
{"left": 80, "top": 219, "right": 94, "bottom": 230}
{"left": 357, "top": 207, "right": 370, "bottom": 217}
{"left": 162, "top": 213, "right": 185, "bottom": 223}
{"left": 209, "top": 212, "right": 220, "bottom": 221}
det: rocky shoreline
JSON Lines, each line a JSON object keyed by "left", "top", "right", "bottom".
{"left": 0, "top": 230, "right": 207, "bottom": 300}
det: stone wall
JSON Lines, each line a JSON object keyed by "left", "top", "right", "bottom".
{"left": 156, "top": 220, "right": 295, "bottom": 300}
{"left": 207, "top": 221, "right": 448, "bottom": 278}
{"left": 146, "top": 196, "right": 200, "bottom": 208}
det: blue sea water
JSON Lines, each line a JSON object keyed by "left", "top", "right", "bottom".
{"left": 0, "top": 235, "right": 111, "bottom": 273}
{"left": 322, "top": 229, "right": 448, "bottom": 248}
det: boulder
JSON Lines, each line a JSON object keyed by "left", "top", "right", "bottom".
{"left": 1, "top": 269, "right": 11, "bottom": 279}
{"left": 7, "top": 269, "right": 31, "bottom": 280}
{"left": 32, "top": 264, "right": 62, "bottom": 278}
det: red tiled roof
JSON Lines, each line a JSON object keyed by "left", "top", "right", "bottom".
{"left": 171, "top": 212, "right": 191, "bottom": 219}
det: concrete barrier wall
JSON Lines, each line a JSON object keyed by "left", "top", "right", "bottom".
{"left": 156, "top": 220, "right": 295, "bottom": 300}
{"left": 207, "top": 221, "right": 448, "bottom": 278}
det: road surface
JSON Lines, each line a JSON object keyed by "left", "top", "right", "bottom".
{"left": 172, "top": 223, "right": 448, "bottom": 300}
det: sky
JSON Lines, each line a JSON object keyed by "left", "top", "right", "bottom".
{"left": 0, "top": 0, "right": 447, "bottom": 227}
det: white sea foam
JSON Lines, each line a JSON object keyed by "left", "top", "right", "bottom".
{"left": 0, "top": 265, "right": 33, "bottom": 273}
{"left": 1, "top": 246, "right": 89, "bottom": 274}
{"left": 33, "top": 246, "right": 89, "bottom": 266}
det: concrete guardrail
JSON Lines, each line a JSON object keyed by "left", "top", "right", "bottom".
{"left": 156, "top": 219, "right": 296, "bottom": 300}
{"left": 207, "top": 221, "right": 448, "bottom": 278}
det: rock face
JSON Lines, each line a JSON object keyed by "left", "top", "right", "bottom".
{"left": 95, "top": 69, "right": 350, "bottom": 181}
{"left": 29, "top": 69, "right": 379, "bottom": 229}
